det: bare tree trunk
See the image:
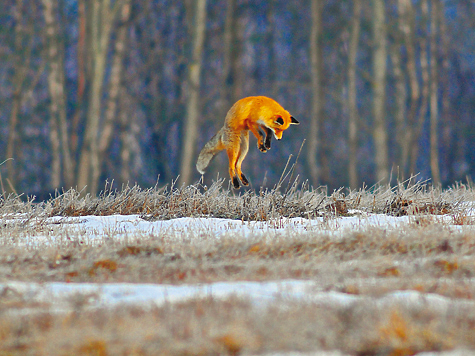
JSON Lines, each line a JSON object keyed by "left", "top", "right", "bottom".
{"left": 76, "top": 0, "right": 122, "bottom": 194}
{"left": 398, "top": 0, "right": 418, "bottom": 176}
{"left": 71, "top": 0, "right": 87, "bottom": 160}
{"left": 409, "top": 0, "right": 430, "bottom": 175}
{"left": 6, "top": 0, "right": 29, "bottom": 193}
{"left": 430, "top": 1, "right": 441, "bottom": 185}
{"left": 221, "top": 0, "right": 237, "bottom": 114}
{"left": 391, "top": 0, "right": 408, "bottom": 174}
{"left": 6, "top": 23, "right": 21, "bottom": 193}
{"left": 266, "top": 0, "right": 276, "bottom": 97}
{"left": 372, "top": 0, "right": 389, "bottom": 183}
{"left": 119, "top": 88, "right": 133, "bottom": 185}
{"left": 7, "top": 88, "right": 21, "bottom": 193}
{"left": 41, "top": 0, "right": 61, "bottom": 189}
{"left": 223, "top": 0, "right": 242, "bottom": 105}
{"left": 42, "top": 0, "right": 75, "bottom": 189}
{"left": 179, "top": 0, "right": 207, "bottom": 187}
{"left": 94, "top": 0, "right": 131, "bottom": 189}
{"left": 307, "top": 0, "right": 323, "bottom": 187}
{"left": 348, "top": 0, "right": 361, "bottom": 190}
{"left": 390, "top": 43, "right": 406, "bottom": 174}
{"left": 438, "top": 0, "right": 451, "bottom": 180}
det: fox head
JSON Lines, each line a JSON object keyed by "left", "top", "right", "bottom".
{"left": 258, "top": 112, "right": 299, "bottom": 140}
{"left": 271, "top": 113, "right": 299, "bottom": 139}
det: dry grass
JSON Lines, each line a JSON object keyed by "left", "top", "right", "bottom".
{"left": 28, "top": 177, "right": 471, "bottom": 219}
{"left": 0, "top": 178, "right": 475, "bottom": 355}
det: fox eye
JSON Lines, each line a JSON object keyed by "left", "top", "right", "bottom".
{"left": 275, "top": 116, "right": 284, "bottom": 125}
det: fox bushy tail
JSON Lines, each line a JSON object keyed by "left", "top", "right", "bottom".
{"left": 196, "top": 128, "right": 224, "bottom": 174}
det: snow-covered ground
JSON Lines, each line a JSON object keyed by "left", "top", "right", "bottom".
{"left": 18, "top": 210, "right": 472, "bottom": 245}
{"left": 4, "top": 212, "right": 475, "bottom": 304}
{"left": 0, "top": 212, "right": 475, "bottom": 298}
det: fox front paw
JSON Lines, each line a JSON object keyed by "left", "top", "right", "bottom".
{"left": 258, "top": 143, "right": 267, "bottom": 152}
{"left": 240, "top": 173, "right": 249, "bottom": 186}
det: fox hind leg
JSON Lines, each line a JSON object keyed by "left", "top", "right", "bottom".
{"left": 232, "top": 175, "right": 241, "bottom": 189}
{"left": 236, "top": 132, "right": 249, "bottom": 186}
{"left": 227, "top": 144, "right": 242, "bottom": 189}
{"left": 226, "top": 132, "right": 250, "bottom": 189}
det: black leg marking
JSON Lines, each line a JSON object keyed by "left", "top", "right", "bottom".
{"left": 240, "top": 173, "right": 249, "bottom": 186}
{"left": 232, "top": 176, "right": 241, "bottom": 189}
{"left": 264, "top": 127, "right": 272, "bottom": 150}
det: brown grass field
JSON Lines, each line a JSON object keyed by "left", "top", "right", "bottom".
{"left": 1, "top": 178, "right": 475, "bottom": 355}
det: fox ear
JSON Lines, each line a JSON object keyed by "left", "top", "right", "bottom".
{"left": 275, "top": 116, "right": 284, "bottom": 125}
{"left": 290, "top": 116, "right": 299, "bottom": 125}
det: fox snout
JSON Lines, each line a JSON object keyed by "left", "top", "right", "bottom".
{"left": 273, "top": 130, "right": 284, "bottom": 140}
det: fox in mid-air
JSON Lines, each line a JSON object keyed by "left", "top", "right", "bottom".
{"left": 196, "top": 96, "right": 299, "bottom": 189}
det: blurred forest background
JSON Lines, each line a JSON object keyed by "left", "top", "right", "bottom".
{"left": 1, "top": 0, "right": 474, "bottom": 198}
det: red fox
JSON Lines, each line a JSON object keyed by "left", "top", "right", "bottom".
{"left": 196, "top": 96, "right": 299, "bottom": 189}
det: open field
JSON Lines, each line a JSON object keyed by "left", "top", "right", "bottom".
{"left": 1, "top": 179, "right": 475, "bottom": 355}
